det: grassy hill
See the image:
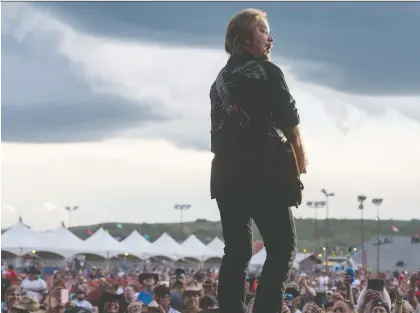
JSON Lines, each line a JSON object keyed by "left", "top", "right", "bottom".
{"left": 70, "top": 218, "right": 420, "bottom": 253}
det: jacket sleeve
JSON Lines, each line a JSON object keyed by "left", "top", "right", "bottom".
{"left": 264, "top": 61, "right": 300, "bottom": 129}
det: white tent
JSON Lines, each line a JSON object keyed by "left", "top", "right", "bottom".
{"left": 148, "top": 233, "right": 188, "bottom": 260}
{"left": 203, "top": 237, "right": 225, "bottom": 260}
{"left": 36, "top": 226, "right": 87, "bottom": 258}
{"left": 250, "top": 250, "right": 309, "bottom": 269}
{"left": 120, "top": 231, "right": 154, "bottom": 259}
{"left": 81, "top": 228, "right": 130, "bottom": 258}
{"left": 1, "top": 222, "right": 51, "bottom": 256}
{"left": 181, "top": 234, "right": 207, "bottom": 260}
{"left": 250, "top": 247, "right": 266, "bottom": 266}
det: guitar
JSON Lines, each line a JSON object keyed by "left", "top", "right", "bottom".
{"left": 280, "top": 132, "right": 304, "bottom": 208}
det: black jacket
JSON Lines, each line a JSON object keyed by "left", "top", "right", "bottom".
{"left": 209, "top": 55, "right": 300, "bottom": 199}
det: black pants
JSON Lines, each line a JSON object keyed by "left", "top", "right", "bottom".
{"left": 216, "top": 188, "right": 296, "bottom": 313}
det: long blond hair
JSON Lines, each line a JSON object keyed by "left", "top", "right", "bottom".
{"left": 224, "top": 8, "right": 268, "bottom": 57}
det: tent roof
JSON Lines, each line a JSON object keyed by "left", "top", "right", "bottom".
{"left": 120, "top": 231, "right": 154, "bottom": 258}
{"left": 250, "top": 250, "right": 311, "bottom": 268}
{"left": 203, "top": 237, "right": 225, "bottom": 259}
{"left": 82, "top": 228, "right": 127, "bottom": 257}
{"left": 181, "top": 234, "right": 206, "bottom": 257}
{"left": 40, "top": 227, "right": 85, "bottom": 249}
{"left": 149, "top": 233, "right": 188, "bottom": 258}
{"left": 1, "top": 222, "right": 50, "bottom": 255}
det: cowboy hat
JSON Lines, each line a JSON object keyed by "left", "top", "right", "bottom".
{"left": 13, "top": 296, "right": 45, "bottom": 313}
{"left": 183, "top": 282, "right": 203, "bottom": 297}
{"left": 203, "top": 279, "right": 215, "bottom": 287}
{"left": 153, "top": 285, "right": 171, "bottom": 298}
{"left": 142, "top": 307, "right": 164, "bottom": 313}
{"left": 25, "top": 267, "right": 40, "bottom": 275}
{"left": 138, "top": 272, "right": 159, "bottom": 285}
{"left": 143, "top": 302, "right": 165, "bottom": 313}
{"left": 99, "top": 290, "right": 125, "bottom": 303}
{"left": 184, "top": 282, "right": 203, "bottom": 292}
{"left": 97, "top": 289, "right": 125, "bottom": 313}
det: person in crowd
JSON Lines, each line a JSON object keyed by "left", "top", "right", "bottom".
{"left": 21, "top": 267, "right": 48, "bottom": 304}
{"left": 49, "top": 273, "right": 67, "bottom": 295}
{"left": 126, "top": 301, "right": 143, "bottom": 313}
{"left": 5, "top": 266, "right": 20, "bottom": 286}
{"left": 407, "top": 272, "right": 419, "bottom": 312}
{"left": 4, "top": 286, "right": 22, "bottom": 313}
{"left": 153, "top": 285, "right": 180, "bottom": 313}
{"left": 202, "top": 280, "right": 216, "bottom": 298}
{"left": 123, "top": 286, "right": 137, "bottom": 307}
{"left": 2, "top": 274, "right": 12, "bottom": 312}
{"left": 98, "top": 289, "right": 125, "bottom": 313}
{"left": 332, "top": 299, "right": 356, "bottom": 313}
{"left": 45, "top": 288, "right": 66, "bottom": 313}
{"left": 85, "top": 278, "right": 108, "bottom": 307}
{"left": 181, "top": 283, "right": 202, "bottom": 313}
{"left": 14, "top": 296, "right": 46, "bottom": 313}
{"left": 318, "top": 271, "right": 330, "bottom": 293}
{"left": 357, "top": 287, "right": 392, "bottom": 313}
{"left": 89, "top": 268, "right": 102, "bottom": 281}
{"left": 370, "top": 301, "right": 391, "bottom": 313}
{"left": 199, "top": 295, "right": 218, "bottom": 311}
{"left": 299, "top": 277, "right": 316, "bottom": 297}
{"left": 137, "top": 273, "right": 158, "bottom": 306}
{"left": 209, "top": 7, "right": 307, "bottom": 313}
{"left": 301, "top": 301, "right": 323, "bottom": 313}
{"left": 170, "top": 270, "right": 185, "bottom": 312}
{"left": 71, "top": 289, "right": 92, "bottom": 311}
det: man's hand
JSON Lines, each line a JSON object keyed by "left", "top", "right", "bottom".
{"left": 410, "top": 271, "right": 419, "bottom": 287}
{"left": 305, "top": 302, "right": 324, "bottom": 313}
{"left": 298, "top": 157, "right": 308, "bottom": 175}
{"left": 343, "top": 275, "right": 353, "bottom": 287}
{"left": 362, "top": 290, "right": 382, "bottom": 306}
{"left": 299, "top": 278, "right": 307, "bottom": 288}
{"left": 282, "top": 301, "right": 292, "bottom": 313}
{"left": 292, "top": 296, "right": 301, "bottom": 307}
{"left": 284, "top": 125, "right": 308, "bottom": 175}
{"left": 330, "top": 293, "right": 344, "bottom": 303}
{"left": 397, "top": 283, "right": 409, "bottom": 297}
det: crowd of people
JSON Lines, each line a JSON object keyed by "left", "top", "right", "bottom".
{"left": 1, "top": 260, "right": 419, "bottom": 313}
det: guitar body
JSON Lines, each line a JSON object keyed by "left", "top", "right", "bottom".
{"left": 286, "top": 142, "right": 304, "bottom": 207}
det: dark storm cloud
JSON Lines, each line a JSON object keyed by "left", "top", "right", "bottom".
{"left": 2, "top": 100, "right": 163, "bottom": 143}
{"left": 1, "top": 33, "right": 168, "bottom": 143}
{"left": 35, "top": 1, "right": 420, "bottom": 96}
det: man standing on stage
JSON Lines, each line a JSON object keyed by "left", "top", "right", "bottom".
{"left": 209, "top": 8, "right": 308, "bottom": 313}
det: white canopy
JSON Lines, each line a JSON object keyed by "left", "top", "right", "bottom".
{"left": 250, "top": 247, "right": 266, "bottom": 266}
{"left": 250, "top": 250, "right": 309, "bottom": 269}
{"left": 148, "top": 233, "right": 188, "bottom": 260}
{"left": 181, "top": 234, "right": 207, "bottom": 259}
{"left": 1, "top": 222, "right": 231, "bottom": 260}
{"left": 81, "top": 228, "right": 130, "bottom": 258}
{"left": 120, "top": 231, "right": 154, "bottom": 259}
{"left": 1, "top": 222, "right": 49, "bottom": 255}
{"left": 36, "top": 226, "right": 87, "bottom": 258}
{"left": 203, "top": 237, "right": 225, "bottom": 260}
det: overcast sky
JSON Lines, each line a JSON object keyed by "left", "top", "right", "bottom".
{"left": 2, "top": 2, "right": 420, "bottom": 230}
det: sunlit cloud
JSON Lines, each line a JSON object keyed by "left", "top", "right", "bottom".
{"left": 2, "top": 204, "right": 17, "bottom": 213}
